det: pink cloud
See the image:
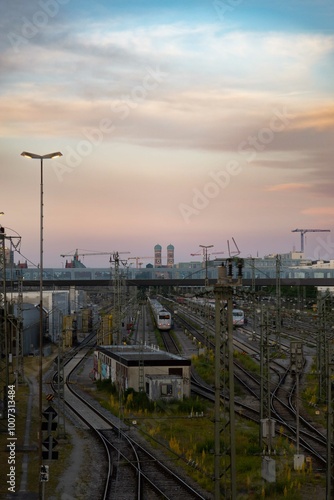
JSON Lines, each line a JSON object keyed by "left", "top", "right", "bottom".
{"left": 267, "top": 183, "right": 310, "bottom": 192}
{"left": 301, "top": 207, "right": 334, "bottom": 216}
{"left": 292, "top": 105, "right": 334, "bottom": 131}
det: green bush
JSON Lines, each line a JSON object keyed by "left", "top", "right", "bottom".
{"left": 124, "top": 388, "right": 156, "bottom": 411}
{"left": 176, "top": 397, "right": 206, "bottom": 414}
{"left": 96, "top": 379, "right": 118, "bottom": 394}
{"left": 196, "top": 438, "right": 215, "bottom": 454}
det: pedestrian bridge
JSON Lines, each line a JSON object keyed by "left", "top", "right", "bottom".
{"left": 6, "top": 277, "right": 334, "bottom": 290}
{"left": 5, "top": 265, "right": 334, "bottom": 289}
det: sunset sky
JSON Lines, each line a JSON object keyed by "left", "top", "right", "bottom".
{"left": 1, "top": 0, "right": 334, "bottom": 268}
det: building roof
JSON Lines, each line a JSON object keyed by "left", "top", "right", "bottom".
{"left": 96, "top": 344, "right": 191, "bottom": 367}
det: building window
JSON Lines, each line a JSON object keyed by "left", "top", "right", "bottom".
{"left": 161, "top": 384, "right": 173, "bottom": 396}
{"left": 169, "top": 368, "right": 182, "bottom": 376}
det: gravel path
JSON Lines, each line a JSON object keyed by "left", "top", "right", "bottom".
{"left": 50, "top": 421, "right": 105, "bottom": 500}
{"left": 49, "top": 353, "right": 105, "bottom": 500}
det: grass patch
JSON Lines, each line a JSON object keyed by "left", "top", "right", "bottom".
{"left": 192, "top": 351, "right": 215, "bottom": 385}
{"left": 92, "top": 377, "right": 325, "bottom": 498}
{"left": 301, "top": 359, "right": 327, "bottom": 427}
{"left": 234, "top": 350, "right": 261, "bottom": 375}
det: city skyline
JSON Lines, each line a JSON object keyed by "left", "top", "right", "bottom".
{"left": 1, "top": 1, "right": 333, "bottom": 267}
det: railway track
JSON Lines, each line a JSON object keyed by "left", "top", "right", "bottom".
{"left": 166, "top": 298, "right": 330, "bottom": 473}
{"left": 52, "top": 340, "right": 210, "bottom": 499}
{"left": 49, "top": 295, "right": 330, "bottom": 495}
{"left": 270, "top": 369, "right": 327, "bottom": 469}
{"left": 161, "top": 330, "right": 180, "bottom": 355}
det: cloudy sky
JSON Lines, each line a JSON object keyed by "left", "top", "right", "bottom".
{"left": 1, "top": 0, "right": 334, "bottom": 268}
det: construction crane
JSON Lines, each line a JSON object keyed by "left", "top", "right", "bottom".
{"left": 210, "top": 251, "right": 224, "bottom": 259}
{"left": 60, "top": 249, "right": 130, "bottom": 267}
{"left": 128, "top": 256, "right": 154, "bottom": 269}
{"left": 190, "top": 250, "right": 224, "bottom": 259}
{"left": 292, "top": 229, "right": 330, "bottom": 253}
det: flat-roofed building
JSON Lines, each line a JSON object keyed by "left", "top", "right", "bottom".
{"left": 94, "top": 344, "right": 191, "bottom": 400}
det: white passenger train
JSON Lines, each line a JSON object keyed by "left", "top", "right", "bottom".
{"left": 232, "top": 309, "right": 245, "bottom": 326}
{"left": 183, "top": 297, "right": 244, "bottom": 326}
{"left": 149, "top": 298, "right": 172, "bottom": 331}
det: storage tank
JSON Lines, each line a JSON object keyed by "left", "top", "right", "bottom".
{"left": 14, "top": 303, "right": 43, "bottom": 355}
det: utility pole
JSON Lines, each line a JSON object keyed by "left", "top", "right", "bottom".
{"left": 275, "top": 255, "right": 282, "bottom": 351}
{"left": 260, "top": 306, "right": 276, "bottom": 483}
{"left": 199, "top": 245, "right": 213, "bottom": 352}
{"left": 0, "top": 222, "right": 23, "bottom": 424}
{"left": 0, "top": 224, "right": 9, "bottom": 424}
{"left": 326, "top": 340, "right": 334, "bottom": 499}
{"left": 56, "top": 323, "right": 66, "bottom": 439}
{"left": 317, "top": 293, "right": 327, "bottom": 403}
{"left": 15, "top": 274, "right": 24, "bottom": 386}
{"left": 259, "top": 308, "right": 273, "bottom": 450}
{"left": 248, "top": 257, "right": 257, "bottom": 340}
{"left": 110, "top": 252, "right": 127, "bottom": 345}
{"left": 199, "top": 244, "right": 213, "bottom": 286}
{"left": 138, "top": 299, "right": 146, "bottom": 392}
{"left": 213, "top": 259, "right": 243, "bottom": 499}
{"left": 258, "top": 306, "right": 265, "bottom": 447}
{"left": 290, "top": 341, "right": 304, "bottom": 470}
{"left": 111, "top": 252, "right": 122, "bottom": 344}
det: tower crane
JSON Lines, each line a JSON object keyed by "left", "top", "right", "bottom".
{"left": 190, "top": 250, "right": 224, "bottom": 259}
{"left": 291, "top": 229, "right": 330, "bottom": 253}
{"left": 60, "top": 249, "right": 130, "bottom": 267}
{"left": 128, "top": 256, "right": 154, "bottom": 268}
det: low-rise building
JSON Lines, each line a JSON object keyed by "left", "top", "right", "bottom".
{"left": 94, "top": 344, "right": 191, "bottom": 401}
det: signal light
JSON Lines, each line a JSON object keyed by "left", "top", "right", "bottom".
{"left": 40, "top": 465, "right": 49, "bottom": 482}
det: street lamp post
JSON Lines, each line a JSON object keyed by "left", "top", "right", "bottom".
{"left": 199, "top": 244, "right": 213, "bottom": 286}
{"left": 21, "top": 151, "right": 62, "bottom": 489}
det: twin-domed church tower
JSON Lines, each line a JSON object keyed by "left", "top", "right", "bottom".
{"left": 154, "top": 244, "right": 174, "bottom": 268}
